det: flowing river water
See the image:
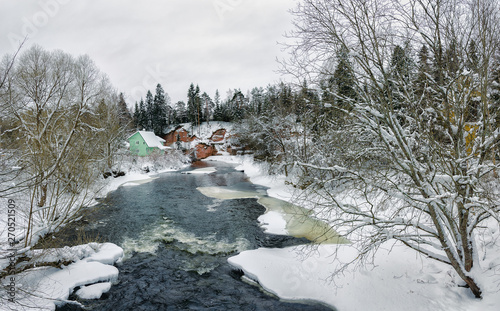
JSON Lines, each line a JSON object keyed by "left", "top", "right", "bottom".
{"left": 55, "top": 161, "right": 335, "bottom": 310}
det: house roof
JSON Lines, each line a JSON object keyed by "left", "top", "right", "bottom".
{"left": 129, "top": 131, "right": 168, "bottom": 149}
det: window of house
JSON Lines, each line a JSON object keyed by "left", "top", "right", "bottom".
{"left": 136, "top": 141, "right": 139, "bottom": 145}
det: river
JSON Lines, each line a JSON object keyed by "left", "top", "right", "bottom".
{"left": 54, "top": 161, "right": 333, "bottom": 310}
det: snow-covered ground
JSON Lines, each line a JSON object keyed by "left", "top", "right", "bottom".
{"left": 206, "top": 154, "right": 500, "bottom": 311}
{"left": 1, "top": 243, "right": 123, "bottom": 310}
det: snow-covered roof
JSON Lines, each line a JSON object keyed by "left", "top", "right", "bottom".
{"left": 165, "top": 122, "right": 233, "bottom": 139}
{"left": 130, "top": 131, "right": 166, "bottom": 149}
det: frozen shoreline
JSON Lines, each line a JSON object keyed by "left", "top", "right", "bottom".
{"left": 0, "top": 164, "right": 185, "bottom": 310}
{"left": 206, "top": 155, "right": 500, "bottom": 311}
{"left": 3, "top": 154, "right": 499, "bottom": 310}
{"left": 2, "top": 243, "right": 124, "bottom": 310}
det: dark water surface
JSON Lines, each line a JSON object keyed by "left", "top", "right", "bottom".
{"left": 56, "top": 161, "right": 332, "bottom": 311}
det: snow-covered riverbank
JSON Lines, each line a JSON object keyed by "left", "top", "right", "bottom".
{"left": 3, "top": 153, "right": 499, "bottom": 310}
{"left": 5, "top": 243, "right": 124, "bottom": 310}
{"left": 207, "top": 155, "right": 500, "bottom": 311}
{"left": 0, "top": 160, "right": 188, "bottom": 310}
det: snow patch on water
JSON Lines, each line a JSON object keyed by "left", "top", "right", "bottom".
{"left": 197, "top": 186, "right": 347, "bottom": 244}
{"left": 182, "top": 167, "right": 217, "bottom": 174}
{"left": 258, "top": 211, "right": 288, "bottom": 235}
{"left": 197, "top": 186, "right": 260, "bottom": 200}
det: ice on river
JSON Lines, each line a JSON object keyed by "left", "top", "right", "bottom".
{"left": 197, "top": 186, "right": 260, "bottom": 199}
{"left": 182, "top": 167, "right": 217, "bottom": 174}
{"left": 197, "top": 186, "right": 348, "bottom": 244}
{"left": 257, "top": 211, "right": 288, "bottom": 235}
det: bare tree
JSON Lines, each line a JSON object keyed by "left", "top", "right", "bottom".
{"left": 0, "top": 42, "right": 26, "bottom": 197}
{"left": 284, "top": 0, "right": 500, "bottom": 298}
{"left": 1, "top": 46, "right": 121, "bottom": 247}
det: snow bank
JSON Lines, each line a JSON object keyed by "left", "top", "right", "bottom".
{"left": 85, "top": 242, "right": 124, "bottom": 265}
{"left": 98, "top": 172, "right": 158, "bottom": 195}
{"left": 75, "top": 282, "right": 112, "bottom": 299}
{"left": 229, "top": 243, "right": 492, "bottom": 311}
{"left": 3, "top": 243, "right": 123, "bottom": 311}
{"left": 208, "top": 155, "right": 500, "bottom": 311}
{"left": 257, "top": 211, "right": 288, "bottom": 235}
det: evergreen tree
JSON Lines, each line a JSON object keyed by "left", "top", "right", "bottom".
{"left": 432, "top": 44, "right": 445, "bottom": 88}
{"left": 201, "top": 92, "right": 213, "bottom": 123}
{"left": 138, "top": 98, "right": 147, "bottom": 130}
{"left": 133, "top": 101, "right": 140, "bottom": 128}
{"left": 213, "top": 103, "right": 222, "bottom": 121}
{"left": 491, "top": 50, "right": 500, "bottom": 130}
{"left": 467, "top": 39, "right": 479, "bottom": 73}
{"left": 414, "top": 44, "right": 432, "bottom": 111}
{"left": 152, "top": 84, "right": 167, "bottom": 136}
{"left": 230, "top": 89, "right": 246, "bottom": 121}
{"left": 296, "top": 79, "right": 319, "bottom": 121}
{"left": 145, "top": 90, "right": 154, "bottom": 131}
{"left": 263, "top": 84, "right": 279, "bottom": 115}
{"left": 214, "top": 89, "right": 221, "bottom": 108}
{"left": 249, "top": 87, "right": 265, "bottom": 115}
{"left": 464, "top": 40, "right": 480, "bottom": 122}
{"left": 277, "top": 83, "right": 293, "bottom": 115}
{"left": 333, "top": 45, "right": 357, "bottom": 111}
{"left": 390, "top": 45, "right": 412, "bottom": 83}
{"left": 445, "top": 39, "right": 460, "bottom": 79}
{"left": 389, "top": 44, "right": 414, "bottom": 110}
{"left": 117, "top": 93, "right": 133, "bottom": 130}
{"left": 187, "top": 83, "right": 201, "bottom": 126}
{"left": 174, "top": 100, "right": 188, "bottom": 124}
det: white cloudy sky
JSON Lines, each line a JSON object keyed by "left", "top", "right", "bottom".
{"left": 0, "top": 0, "right": 297, "bottom": 106}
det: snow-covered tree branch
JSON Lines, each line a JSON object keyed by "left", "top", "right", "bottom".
{"left": 0, "top": 46, "right": 126, "bottom": 248}
{"left": 282, "top": 0, "right": 500, "bottom": 298}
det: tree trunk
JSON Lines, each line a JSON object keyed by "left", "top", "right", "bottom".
{"left": 464, "top": 276, "right": 482, "bottom": 298}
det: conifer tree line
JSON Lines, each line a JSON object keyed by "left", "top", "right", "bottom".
{"left": 133, "top": 84, "right": 173, "bottom": 136}
{"left": 132, "top": 82, "right": 304, "bottom": 134}
{"left": 131, "top": 80, "right": 323, "bottom": 136}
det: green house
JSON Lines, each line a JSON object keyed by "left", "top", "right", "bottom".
{"left": 128, "top": 131, "right": 168, "bottom": 156}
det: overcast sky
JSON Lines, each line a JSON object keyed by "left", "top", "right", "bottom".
{"left": 0, "top": 0, "right": 296, "bottom": 106}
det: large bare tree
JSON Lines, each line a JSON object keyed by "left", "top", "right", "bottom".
{"left": 284, "top": 0, "right": 500, "bottom": 298}
{"left": 1, "top": 46, "right": 124, "bottom": 248}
